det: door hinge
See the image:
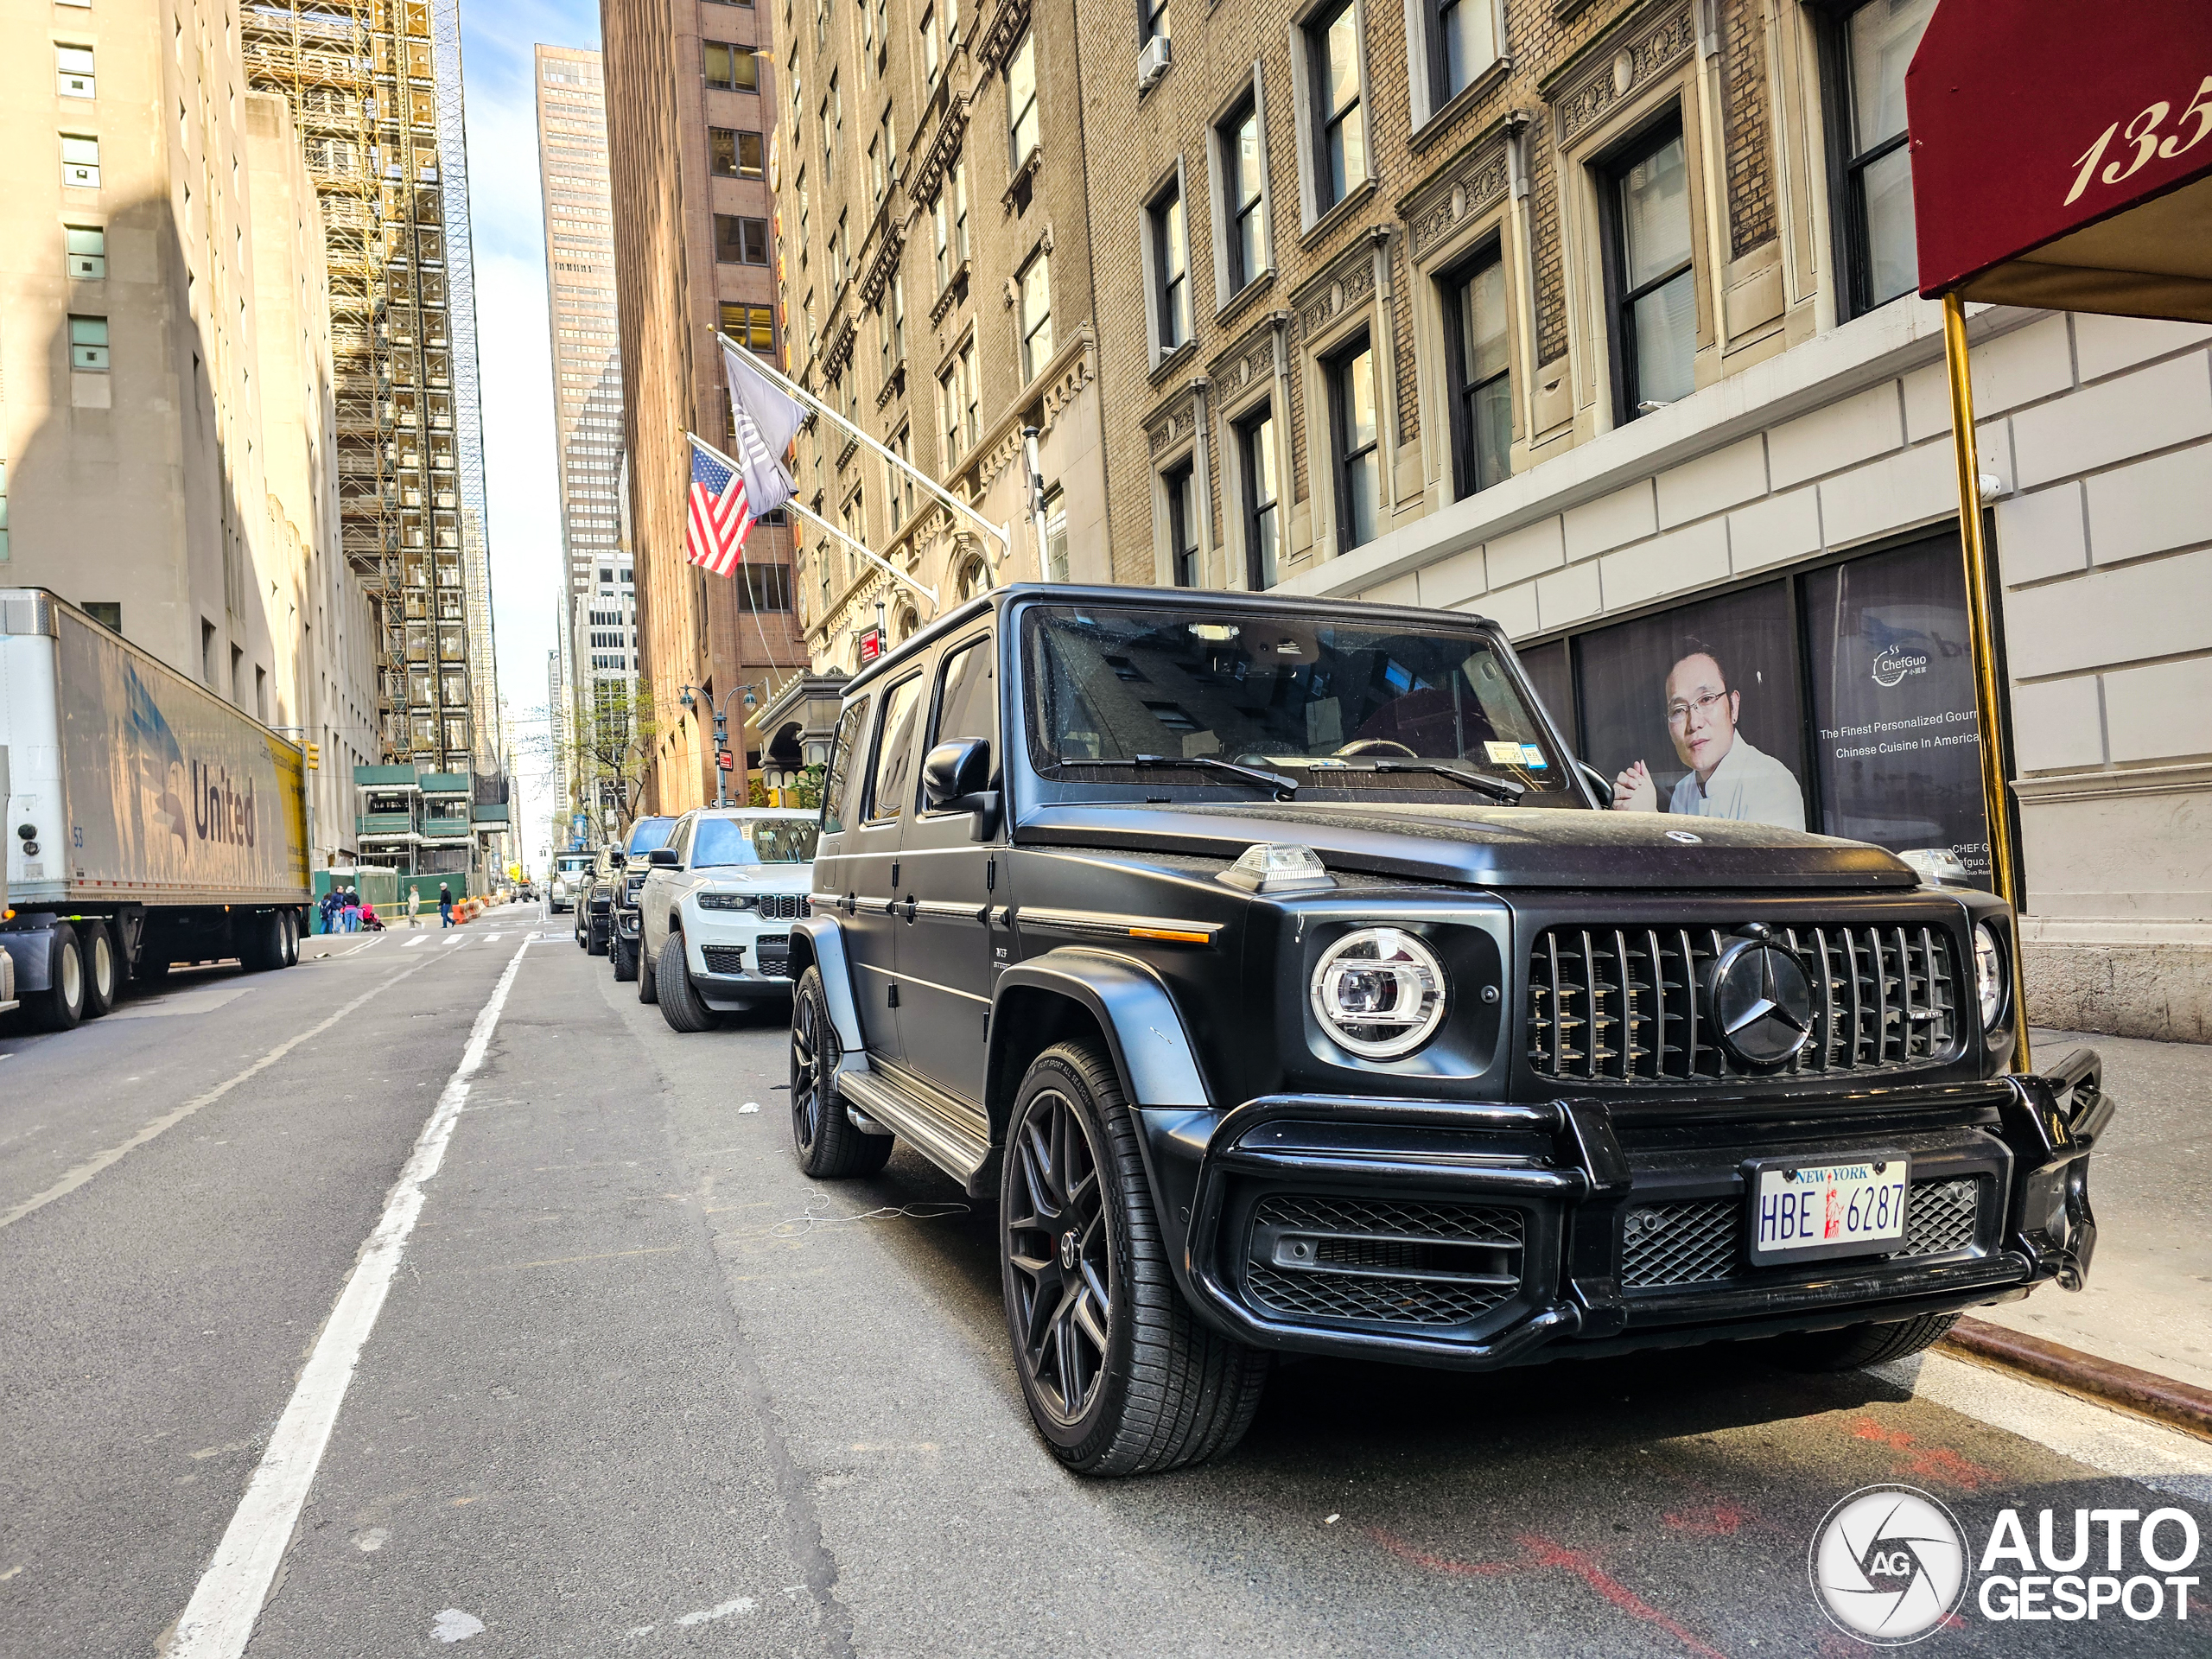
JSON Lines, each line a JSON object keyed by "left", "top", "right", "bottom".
{"left": 887, "top": 983, "right": 900, "bottom": 1007}
{"left": 890, "top": 859, "right": 900, "bottom": 887}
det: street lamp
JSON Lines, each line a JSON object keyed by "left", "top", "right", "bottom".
{"left": 679, "top": 681, "right": 760, "bottom": 808}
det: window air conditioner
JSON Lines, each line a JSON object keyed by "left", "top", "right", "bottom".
{"left": 1137, "top": 35, "right": 1173, "bottom": 92}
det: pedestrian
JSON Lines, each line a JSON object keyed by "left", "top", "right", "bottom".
{"left": 438, "top": 883, "right": 454, "bottom": 928}
{"left": 318, "top": 887, "right": 340, "bottom": 935}
{"left": 407, "top": 887, "right": 423, "bottom": 929}
{"left": 340, "top": 887, "right": 360, "bottom": 933}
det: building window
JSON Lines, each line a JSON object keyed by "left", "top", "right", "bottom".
{"left": 1328, "top": 335, "right": 1380, "bottom": 550}
{"left": 1041, "top": 482, "right": 1069, "bottom": 582}
{"left": 69, "top": 314, "right": 110, "bottom": 371}
{"left": 1007, "top": 30, "right": 1039, "bottom": 166}
{"left": 709, "top": 127, "right": 766, "bottom": 178}
{"left": 1425, "top": 0, "right": 1495, "bottom": 111}
{"left": 66, "top": 225, "right": 105, "bottom": 280}
{"left": 61, "top": 133, "right": 100, "bottom": 189}
{"left": 1238, "top": 407, "right": 1278, "bottom": 590}
{"left": 940, "top": 362, "right": 963, "bottom": 464}
{"left": 57, "top": 44, "right": 95, "bottom": 99}
{"left": 1142, "top": 0, "right": 1170, "bottom": 43}
{"left": 958, "top": 340, "right": 979, "bottom": 448}
{"left": 933, "top": 161, "right": 970, "bottom": 288}
{"left": 702, "top": 41, "right": 759, "bottom": 92}
{"left": 1218, "top": 97, "right": 1267, "bottom": 294}
{"left": 740, "top": 563, "right": 792, "bottom": 611}
{"left": 1308, "top": 0, "right": 1365, "bottom": 212}
{"left": 1442, "top": 245, "right": 1511, "bottom": 499}
{"left": 715, "top": 213, "right": 771, "bottom": 264}
{"left": 82, "top": 601, "right": 120, "bottom": 631}
{"left": 922, "top": 5, "right": 940, "bottom": 78}
{"left": 1164, "top": 461, "right": 1198, "bottom": 585}
{"left": 1018, "top": 253, "right": 1053, "bottom": 380}
{"left": 1828, "top": 0, "right": 1936, "bottom": 317}
{"left": 1603, "top": 114, "right": 1695, "bottom": 423}
{"left": 720, "top": 301, "right": 775, "bottom": 353}
{"left": 1149, "top": 178, "right": 1189, "bottom": 356}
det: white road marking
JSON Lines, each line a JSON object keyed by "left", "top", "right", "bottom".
{"left": 444, "top": 936, "right": 467, "bottom": 950}
{"left": 484, "top": 933, "right": 502, "bottom": 943}
{"left": 674, "top": 1596, "right": 754, "bottom": 1627}
{"left": 402, "top": 936, "right": 428, "bottom": 949}
{"left": 340, "top": 938, "right": 383, "bottom": 956}
{"left": 163, "top": 939, "right": 533, "bottom": 1658}
{"left": 0, "top": 951, "right": 446, "bottom": 1234}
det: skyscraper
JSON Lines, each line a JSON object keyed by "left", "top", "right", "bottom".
{"left": 241, "top": 0, "right": 500, "bottom": 779}
{"left": 533, "top": 43, "right": 636, "bottom": 823}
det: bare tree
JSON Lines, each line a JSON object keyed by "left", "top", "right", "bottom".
{"left": 564, "top": 678, "right": 660, "bottom": 842}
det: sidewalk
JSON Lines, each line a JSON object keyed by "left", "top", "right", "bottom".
{"left": 1968, "top": 1027, "right": 2212, "bottom": 1393}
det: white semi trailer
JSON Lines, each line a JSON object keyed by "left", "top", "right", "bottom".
{"left": 0, "top": 589, "right": 309, "bottom": 1031}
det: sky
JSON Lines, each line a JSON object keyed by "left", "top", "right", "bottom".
{"left": 457, "top": 0, "right": 601, "bottom": 866}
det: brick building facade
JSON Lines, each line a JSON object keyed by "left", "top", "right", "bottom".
{"left": 1069, "top": 0, "right": 2211, "bottom": 1038}
{"left": 601, "top": 0, "right": 806, "bottom": 813}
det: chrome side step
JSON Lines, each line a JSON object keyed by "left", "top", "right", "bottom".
{"left": 838, "top": 1065, "right": 993, "bottom": 1192}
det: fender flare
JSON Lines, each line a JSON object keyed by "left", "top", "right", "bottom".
{"left": 988, "top": 949, "right": 1211, "bottom": 1111}
{"left": 790, "top": 916, "right": 868, "bottom": 1058}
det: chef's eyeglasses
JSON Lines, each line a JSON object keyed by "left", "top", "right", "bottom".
{"left": 1665, "top": 689, "right": 1731, "bottom": 727}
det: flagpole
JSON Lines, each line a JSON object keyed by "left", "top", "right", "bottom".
{"left": 716, "top": 334, "right": 1014, "bottom": 565}
{"left": 685, "top": 430, "right": 940, "bottom": 609}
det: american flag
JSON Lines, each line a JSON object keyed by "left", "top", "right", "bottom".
{"left": 685, "top": 437, "right": 753, "bottom": 577}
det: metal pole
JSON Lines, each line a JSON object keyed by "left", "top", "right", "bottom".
{"left": 1942, "top": 292, "right": 2031, "bottom": 1075}
{"left": 714, "top": 704, "right": 728, "bottom": 808}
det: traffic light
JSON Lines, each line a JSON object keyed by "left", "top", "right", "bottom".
{"left": 303, "top": 741, "right": 321, "bottom": 771}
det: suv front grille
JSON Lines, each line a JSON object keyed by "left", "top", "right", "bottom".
{"left": 1527, "top": 923, "right": 1958, "bottom": 1084}
{"left": 1243, "top": 1195, "right": 1522, "bottom": 1330}
{"left": 756, "top": 893, "right": 810, "bottom": 920}
{"left": 1619, "top": 1176, "right": 1986, "bottom": 1289}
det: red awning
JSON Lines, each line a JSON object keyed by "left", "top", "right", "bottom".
{"left": 1908, "top": 0, "right": 2212, "bottom": 321}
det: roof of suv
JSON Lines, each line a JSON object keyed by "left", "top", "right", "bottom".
{"left": 838, "top": 581, "right": 1503, "bottom": 700}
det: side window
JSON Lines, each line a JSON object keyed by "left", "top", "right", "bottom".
{"left": 866, "top": 675, "right": 926, "bottom": 822}
{"left": 931, "top": 634, "right": 997, "bottom": 752}
{"left": 669, "top": 814, "right": 696, "bottom": 865}
{"left": 821, "top": 697, "right": 871, "bottom": 834}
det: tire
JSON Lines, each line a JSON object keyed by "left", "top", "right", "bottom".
{"left": 638, "top": 939, "right": 659, "bottom": 1003}
{"left": 1765, "top": 1313, "right": 1961, "bottom": 1373}
{"left": 789, "top": 967, "right": 892, "bottom": 1178}
{"left": 1001, "top": 1042, "right": 1269, "bottom": 1477}
{"left": 30, "top": 925, "right": 86, "bottom": 1032}
{"left": 239, "top": 911, "right": 285, "bottom": 972}
{"left": 281, "top": 910, "right": 301, "bottom": 967}
{"left": 656, "top": 930, "right": 719, "bottom": 1032}
{"left": 79, "top": 921, "right": 118, "bottom": 1019}
{"left": 611, "top": 934, "right": 638, "bottom": 982}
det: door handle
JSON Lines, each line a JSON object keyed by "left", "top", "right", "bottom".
{"left": 901, "top": 895, "right": 918, "bottom": 922}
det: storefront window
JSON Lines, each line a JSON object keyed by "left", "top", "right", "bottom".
{"left": 1804, "top": 534, "right": 1987, "bottom": 882}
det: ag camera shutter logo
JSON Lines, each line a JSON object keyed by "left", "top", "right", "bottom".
{"left": 1810, "top": 1485, "right": 1968, "bottom": 1645}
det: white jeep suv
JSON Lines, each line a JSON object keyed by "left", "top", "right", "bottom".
{"left": 638, "top": 807, "right": 817, "bottom": 1031}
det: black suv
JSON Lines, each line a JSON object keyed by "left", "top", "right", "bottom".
{"left": 576, "top": 843, "right": 622, "bottom": 956}
{"left": 786, "top": 586, "right": 2107, "bottom": 1477}
{"left": 607, "top": 815, "right": 677, "bottom": 982}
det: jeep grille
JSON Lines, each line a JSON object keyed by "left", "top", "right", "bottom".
{"left": 1526, "top": 923, "right": 1959, "bottom": 1085}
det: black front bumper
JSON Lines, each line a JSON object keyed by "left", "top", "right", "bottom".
{"left": 1138, "top": 1049, "right": 2109, "bottom": 1370}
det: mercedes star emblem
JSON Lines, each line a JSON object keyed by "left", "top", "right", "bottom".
{"left": 1710, "top": 938, "right": 1815, "bottom": 1066}
{"left": 1059, "top": 1230, "right": 1080, "bottom": 1271}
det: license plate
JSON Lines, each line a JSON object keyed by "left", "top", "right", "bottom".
{"left": 1747, "top": 1154, "right": 1909, "bottom": 1267}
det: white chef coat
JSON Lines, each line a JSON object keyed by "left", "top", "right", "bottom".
{"left": 1668, "top": 734, "right": 1806, "bottom": 830}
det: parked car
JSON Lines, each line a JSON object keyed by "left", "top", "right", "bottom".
{"left": 576, "top": 842, "right": 624, "bottom": 954}
{"left": 547, "top": 852, "right": 593, "bottom": 914}
{"left": 607, "top": 815, "right": 678, "bottom": 983}
{"left": 784, "top": 583, "right": 2110, "bottom": 1477}
{"left": 637, "top": 807, "right": 817, "bottom": 1031}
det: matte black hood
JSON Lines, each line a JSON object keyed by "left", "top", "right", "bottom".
{"left": 1015, "top": 800, "right": 1917, "bottom": 890}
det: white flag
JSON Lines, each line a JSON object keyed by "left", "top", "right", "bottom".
{"left": 721, "top": 341, "right": 803, "bottom": 517}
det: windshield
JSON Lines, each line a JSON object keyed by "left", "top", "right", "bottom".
{"left": 625, "top": 817, "right": 677, "bottom": 855}
{"left": 555, "top": 855, "right": 592, "bottom": 874}
{"left": 1023, "top": 605, "right": 1573, "bottom": 798}
{"left": 692, "top": 817, "right": 820, "bottom": 868}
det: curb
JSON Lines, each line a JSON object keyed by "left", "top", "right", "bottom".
{"left": 1938, "top": 1317, "right": 2212, "bottom": 1445}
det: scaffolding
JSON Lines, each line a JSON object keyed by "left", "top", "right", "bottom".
{"left": 241, "top": 0, "right": 488, "bottom": 777}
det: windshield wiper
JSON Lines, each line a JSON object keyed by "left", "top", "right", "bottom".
{"left": 1344, "top": 760, "right": 1528, "bottom": 804}
{"left": 1077, "top": 753, "right": 1300, "bottom": 800}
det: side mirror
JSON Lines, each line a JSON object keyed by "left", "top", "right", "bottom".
{"left": 922, "top": 737, "right": 1000, "bottom": 837}
{"left": 646, "top": 847, "right": 681, "bottom": 868}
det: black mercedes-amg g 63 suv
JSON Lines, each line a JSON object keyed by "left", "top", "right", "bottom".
{"left": 785, "top": 585, "right": 2107, "bottom": 1477}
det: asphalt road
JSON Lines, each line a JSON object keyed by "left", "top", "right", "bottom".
{"left": 2, "top": 909, "right": 2207, "bottom": 1658}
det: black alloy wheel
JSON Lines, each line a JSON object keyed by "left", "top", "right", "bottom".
{"left": 1000, "top": 1043, "right": 1269, "bottom": 1476}
{"left": 788, "top": 967, "right": 891, "bottom": 1178}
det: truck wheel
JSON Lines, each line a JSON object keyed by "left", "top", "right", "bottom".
{"left": 610, "top": 935, "right": 638, "bottom": 982}
{"left": 239, "top": 911, "right": 285, "bottom": 972}
{"left": 281, "top": 910, "right": 301, "bottom": 967}
{"left": 1765, "top": 1313, "right": 1961, "bottom": 1373}
{"left": 789, "top": 967, "right": 892, "bottom": 1178}
{"left": 1001, "top": 1042, "right": 1269, "bottom": 1477}
{"left": 80, "top": 922, "right": 117, "bottom": 1018}
{"left": 30, "top": 925, "right": 86, "bottom": 1032}
{"left": 656, "top": 931, "right": 719, "bottom": 1032}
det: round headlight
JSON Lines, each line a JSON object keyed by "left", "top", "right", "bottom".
{"left": 1973, "top": 922, "right": 2005, "bottom": 1030}
{"left": 1309, "top": 927, "right": 1448, "bottom": 1059}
